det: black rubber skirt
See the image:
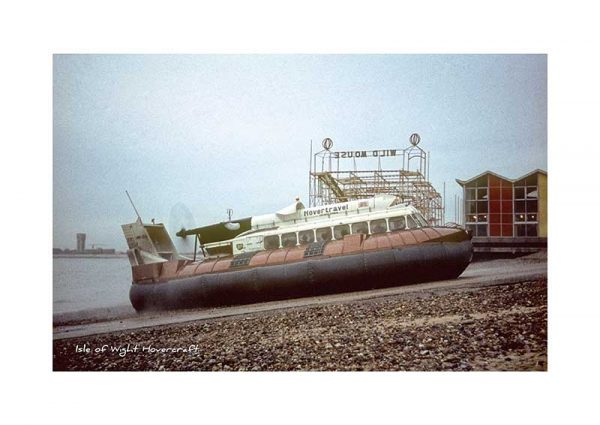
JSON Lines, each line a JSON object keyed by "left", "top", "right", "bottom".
{"left": 129, "top": 240, "right": 473, "bottom": 311}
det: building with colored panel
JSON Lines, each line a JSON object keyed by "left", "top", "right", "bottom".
{"left": 456, "top": 169, "right": 547, "bottom": 239}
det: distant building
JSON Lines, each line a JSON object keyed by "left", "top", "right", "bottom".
{"left": 83, "top": 248, "right": 116, "bottom": 255}
{"left": 456, "top": 169, "right": 547, "bottom": 239}
{"left": 53, "top": 237, "right": 118, "bottom": 256}
{"left": 76, "top": 233, "right": 86, "bottom": 252}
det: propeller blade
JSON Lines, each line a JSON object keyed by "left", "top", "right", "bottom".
{"left": 168, "top": 203, "right": 197, "bottom": 255}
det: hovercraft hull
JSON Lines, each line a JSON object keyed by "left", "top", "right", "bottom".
{"left": 129, "top": 231, "right": 472, "bottom": 311}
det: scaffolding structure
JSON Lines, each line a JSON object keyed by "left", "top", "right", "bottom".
{"left": 308, "top": 135, "right": 445, "bottom": 225}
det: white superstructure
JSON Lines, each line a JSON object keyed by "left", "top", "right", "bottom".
{"left": 203, "top": 195, "right": 430, "bottom": 257}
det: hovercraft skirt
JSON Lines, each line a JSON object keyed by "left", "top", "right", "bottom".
{"left": 129, "top": 240, "right": 472, "bottom": 311}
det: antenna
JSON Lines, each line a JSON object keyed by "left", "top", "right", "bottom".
{"left": 224, "top": 208, "right": 240, "bottom": 230}
{"left": 309, "top": 139, "right": 313, "bottom": 207}
{"left": 125, "top": 190, "right": 142, "bottom": 221}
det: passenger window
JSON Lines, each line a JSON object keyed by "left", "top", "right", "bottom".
{"left": 333, "top": 224, "right": 350, "bottom": 240}
{"left": 264, "top": 235, "right": 280, "bottom": 250}
{"left": 206, "top": 245, "right": 233, "bottom": 256}
{"left": 388, "top": 216, "right": 406, "bottom": 231}
{"left": 281, "top": 232, "right": 298, "bottom": 247}
{"left": 298, "top": 229, "right": 315, "bottom": 245}
{"left": 316, "top": 227, "right": 332, "bottom": 242}
{"left": 352, "top": 221, "right": 369, "bottom": 235}
{"left": 406, "top": 215, "right": 419, "bottom": 229}
{"left": 370, "top": 219, "right": 387, "bottom": 234}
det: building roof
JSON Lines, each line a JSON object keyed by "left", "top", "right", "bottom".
{"left": 455, "top": 169, "right": 547, "bottom": 186}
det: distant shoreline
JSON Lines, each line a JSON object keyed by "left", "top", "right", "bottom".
{"left": 53, "top": 254, "right": 127, "bottom": 259}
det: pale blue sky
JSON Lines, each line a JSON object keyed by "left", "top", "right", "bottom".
{"left": 53, "top": 54, "right": 547, "bottom": 250}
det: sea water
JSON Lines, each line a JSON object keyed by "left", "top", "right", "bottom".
{"left": 53, "top": 257, "right": 132, "bottom": 316}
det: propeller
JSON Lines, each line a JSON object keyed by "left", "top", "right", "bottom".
{"left": 168, "top": 202, "right": 197, "bottom": 255}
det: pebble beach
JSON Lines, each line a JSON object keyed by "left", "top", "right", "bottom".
{"left": 53, "top": 278, "right": 547, "bottom": 371}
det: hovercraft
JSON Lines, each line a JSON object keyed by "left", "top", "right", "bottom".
{"left": 121, "top": 194, "right": 472, "bottom": 311}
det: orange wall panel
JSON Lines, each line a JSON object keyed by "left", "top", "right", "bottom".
{"left": 490, "top": 224, "right": 501, "bottom": 236}
{"left": 502, "top": 224, "right": 513, "bottom": 237}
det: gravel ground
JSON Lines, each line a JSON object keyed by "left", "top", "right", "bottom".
{"left": 53, "top": 279, "right": 547, "bottom": 371}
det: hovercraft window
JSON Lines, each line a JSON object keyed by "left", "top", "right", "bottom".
{"left": 281, "top": 232, "right": 298, "bottom": 247}
{"left": 298, "top": 229, "right": 315, "bottom": 245}
{"left": 264, "top": 235, "right": 280, "bottom": 250}
{"left": 334, "top": 224, "right": 350, "bottom": 240}
{"left": 205, "top": 245, "right": 233, "bottom": 256}
{"left": 370, "top": 219, "right": 387, "bottom": 234}
{"left": 351, "top": 221, "right": 369, "bottom": 235}
{"left": 406, "top": 215, "right": 419, "bottom": 229}
{"left": 388, "top": 216, "right": 406, "bottom": 231}
{"left": 316, "top": 227, "right": 333, "bottom": 242}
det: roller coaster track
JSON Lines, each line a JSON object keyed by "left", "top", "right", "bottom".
{"left": 316, "top": 172, "right": 348, "bottom": 202}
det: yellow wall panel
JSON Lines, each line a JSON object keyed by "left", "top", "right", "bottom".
{"left": 538, "top": 173, "right": 548, "bottom": 237}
